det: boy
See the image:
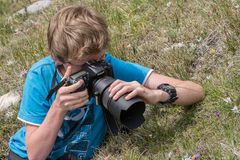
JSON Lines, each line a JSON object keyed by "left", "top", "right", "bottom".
{"left": 8, "top": 5, "right": 204, "bottom": 160}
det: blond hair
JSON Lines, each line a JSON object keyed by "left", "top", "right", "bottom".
{"left": 47, "top": 5, "right": 110, "bottom": 61}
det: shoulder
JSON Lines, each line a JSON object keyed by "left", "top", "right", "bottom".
{"left": 104, "top": 52, "right": 152, "bottom": 84}
{"left": 104, "top": 52, "right": 126, "bottom": 65}
{"left": 25, "top": 56, "right": 55, "bottom": 87}
{"left": 29, "top": 56, "right": 55, "bottom": 73}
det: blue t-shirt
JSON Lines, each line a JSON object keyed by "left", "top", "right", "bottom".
{"left": 9, "top": 53, "right": 152, "bottom": 160}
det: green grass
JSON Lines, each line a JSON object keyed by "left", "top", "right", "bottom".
{"left": 0, "top": 0, "right": 240, "bottom": 159}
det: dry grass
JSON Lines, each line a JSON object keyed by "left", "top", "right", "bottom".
{"left": 0, "top": 0, "right": 239, "bottom": 159}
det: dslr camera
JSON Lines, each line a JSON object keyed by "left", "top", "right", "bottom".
{"left": 66, "top": 60, "right": 145, "bottom": 129}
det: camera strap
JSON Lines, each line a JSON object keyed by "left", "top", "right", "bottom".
{"left": 102, "top": 108, "right": 130, "bottom": 135}
{"left": 46, "top": 68, "right": 67, "bottom": 101}
{"left": 46, "top": 66, "right": 125, "bottom": 135}
{"left": 101, "top": 107, "right": 120, "bottom": 135}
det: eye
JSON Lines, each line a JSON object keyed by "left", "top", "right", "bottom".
{"left": 56, "top": 55, "right": 66, "bottom": 63}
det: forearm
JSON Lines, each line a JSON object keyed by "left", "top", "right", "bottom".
{"left": 173, "top": 81, "right": 204, "bottom": 106}
{"left": 26, "top": 103, "right": 66, "bottom": 160}
{"left": 144, "top": 72, "right": 205, "bottom": 106}
{"left": 137, "top": 82, "right": 204, "bottom": 106}
{"left": 26, "top": 78, "right": 88, "bottom": 159}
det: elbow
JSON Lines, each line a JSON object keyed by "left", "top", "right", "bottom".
{"left": 27, "top": 150, "right": 44, "bottom": 160}
{"left": 27, "top": 152, "right": 38, "bottom": 160}
{"left": 26, "top": 145, "right": 48, "bottom": 160}
{"left": 181, "top": 81, "right": 205, "bottom": 105}
{"left": 27, "top": 152, "right": 47, "bottom": 160}
{"left": 192, "top": 82, "right": 205, "bottom": 103}
{"left": 197, "top": 83, "right": 205, "bottom": 101}
{"left": 27, "top": 155, "right": 39, "bottom": 160}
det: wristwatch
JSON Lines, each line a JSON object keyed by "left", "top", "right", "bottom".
{"left": 157, "top": 83, "right": 178, "bottom": 104}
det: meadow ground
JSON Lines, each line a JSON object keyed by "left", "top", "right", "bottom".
{"left": 0, "top": 0, "right": 239, "bottom": 159}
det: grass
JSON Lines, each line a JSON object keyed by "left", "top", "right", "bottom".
{"left": 0, "top": 0, "right": 239, "bottom": 159}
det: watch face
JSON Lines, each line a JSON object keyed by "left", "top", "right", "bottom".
{"left": 158, "top": 83, "right": 178, "bottom": 104}
{"left": 159, "top": 84, "right": 175, "bottom": 91}
{"left": 165, "top": 85, "right": 174, "bottom": 90}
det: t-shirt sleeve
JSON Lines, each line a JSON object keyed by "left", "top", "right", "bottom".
{"left": 18, "top": 69, "right": 50, "bottom": 126}
{"left": 105, "top": 53, "right": 153, "bottom": 84}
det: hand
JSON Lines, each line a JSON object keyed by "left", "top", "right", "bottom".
{"left": 108, "top": 80, "right": 167, "bottom": 104}
{"left": 53, "top": 66, "right": 89, "bottom": 112}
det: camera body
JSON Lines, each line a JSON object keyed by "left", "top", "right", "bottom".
{"left": 66, "top": 60, "right": 145, "bottom": 130}
{"left": 66, "top": 60, "right": 113, "bottom": 95}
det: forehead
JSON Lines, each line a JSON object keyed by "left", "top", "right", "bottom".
{"left": 68, "top": 52, "right": 105, "bottom": 65}
{"left": 77, "top": 52, "right": 105, "bottom": 61}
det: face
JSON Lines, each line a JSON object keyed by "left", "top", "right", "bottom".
{"left": 53, "top": 51, "right": 105, "bottom": 74}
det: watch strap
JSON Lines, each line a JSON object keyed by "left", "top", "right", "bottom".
{"left": 157, "top": 83, "right": 178, "bottom": 104}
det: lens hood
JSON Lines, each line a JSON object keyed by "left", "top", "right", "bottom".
{"left": 94, "top": 76, "right": 145, "bottom": 129}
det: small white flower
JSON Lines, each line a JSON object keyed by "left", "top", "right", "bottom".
{"left": 7, "top": 60, "right": 15, "bottom": 66}
{"left": 171, "top": 42, "right": 186, "bottom": 49}
{"left": 5, "top": 110, "right": 14, "bottom": 118}
{"left": 182, "top": 154, "right": 191, "bottom": 160}
{"left": 206, "top": 75, "right": 211, "bottom": 80}
{"left": 20, "top": 70, "right": 28, "bottom": 78}
{"left": 167, "top": 2, "right": 172, "bottom": 7}
{"left": 231, "top": 106, "right": 239, "bottom": 113}
{"left": 197, "top": 37, "right": 202, "bottom": 42}
{"left": 163, "top": 47, "right": 171, "bottom": 52}
{"left": 223, "top": 97, "right": 232, "bottom": 103}
{"left": 168, "top": 151, "right": 173, "bottom": 158}
{"left": 163, "top": 42, "right": 186, "bottom": 52}
{"left": 189, "top": 43, "right": 197, "bottom": 50}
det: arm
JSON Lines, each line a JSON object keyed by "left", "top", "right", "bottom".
{"left": 144, "top": 72, "right": 205, "bottom": 106}
{"left": 26, "top": 104, "right": 65, "bottom": 160}
{"left": 109, "top": 71, "right": 204, "bottom": 106}
{"left": 26, "top": 67, "right": 89, "bottom": 160}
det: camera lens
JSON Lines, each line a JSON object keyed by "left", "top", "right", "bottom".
{"left": 93, "top": 76, "right": 145, "bottom": 129}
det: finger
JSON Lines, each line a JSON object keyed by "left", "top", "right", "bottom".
{"left": 69, "top": 90, "right": 88, "bottom": 99}
{"left": 109, "top": 82, "right": 128, "bottom": 98}
{"left": 108, "top": 80, "right": 123, "bottom": 92}
{"left": 62, "top": 65, "right": 72, "bottom": 79}
{"left": 112, "top": 86, "right": 133, "bottom": 100}
{"left": 64, "top": 96, "right": 89, "bottom": 107}
{"left": 60, "top": 90, "right": 88, "bottom": 102}
{"left": 68, "top": 98, "right": 89, "bottom": 110}
{"left": 125, "top": 89, "right": 140, "bottom": 100}
{"left": 60, "top": 80, "right": 84, "bottom": 94}
{"left": 126, "top": 87, "right": 145, "bottom": 101}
